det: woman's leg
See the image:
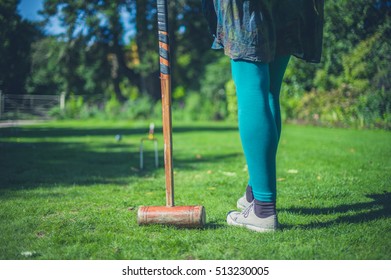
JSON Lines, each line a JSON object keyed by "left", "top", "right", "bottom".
{"left": 245, "top": 56, "right": 290, "bottom": 202}
{"left": 231, "top": 59, "right": 277, "bottom": 203}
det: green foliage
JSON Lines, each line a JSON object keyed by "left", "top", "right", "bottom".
{"left": 281, "top": 0, "right": 391, "bottom": 129}
{"left": 341, "top": 33, "right": 379, "bottom": 91}
{"left": 121, "top": 95, "right": 155, "bottom": 120}
{"left": 51, "top": 93, "right": 157, "bottom": 121}
{"left": 357, "top": 89, "right": 391, "bottom": 129}
{"left": 39, "top": 0, "right": 141, "bottom": 101}
{"left": 225, "top": 79, "right": 237, "bottom": 121}
{"left": 172, "top": 92, "right": 206, "bottom": 121}
{"left": 64, "top": 94, "right": 84, "bottom": 119}
{"left": 26, "top": 37, "right": 66, "bottom": 95}
{"left": 0, "top": 0, "right": 41, "bottom": 94}
{"left": 198, "top": 55, "right": 231, "bottom": 120}
{"left": 104, "top": 94, "right": 122, "bottom": 118}
{"left": 172, "top": 86, "right": 185, "bottom": 100}
{"left": 289, "top": 86, "right": 359, "bottom": 127}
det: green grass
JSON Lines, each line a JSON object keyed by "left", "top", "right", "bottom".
{"left": 0, "top": 120, "right": 390, "bottom": 260}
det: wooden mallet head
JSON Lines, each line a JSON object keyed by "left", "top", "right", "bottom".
{"left": 137, "top": 205, "right": 206, "bottom": 228}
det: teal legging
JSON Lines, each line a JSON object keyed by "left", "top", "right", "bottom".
{"left": 231, "top": 56, "right": 290, "bottom": 202}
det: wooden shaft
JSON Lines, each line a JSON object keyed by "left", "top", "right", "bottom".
{"left": 161, "top": 75, "right": 174, "bottom": 207}
{"left": 157, "top": 0, "right": 174, "bottom": 207}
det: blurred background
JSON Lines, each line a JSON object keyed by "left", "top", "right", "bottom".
{"left": 0, "top": 0, "right": 390, "bottom": 129}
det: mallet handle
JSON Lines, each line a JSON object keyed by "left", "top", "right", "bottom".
{"left": 157, "top": 0, "right": 174, "bottom": 207}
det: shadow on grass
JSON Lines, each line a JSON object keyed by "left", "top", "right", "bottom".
{"left": 279, "top": 192, "right": 391, "bottom": 230}
{"left": 0, "top": 124, "right": 240, "bottom": 190}
{"left": 0, "top": 124, "right": 237, "bottom": 139}
{"left": 149, "top": 222, "right": 226, "bottom": 231}
{"left": 0, "top": 139, "right": 240, "bottom": 191}
{"left": 204, "top": 221, "right": 226, "bottom": 230}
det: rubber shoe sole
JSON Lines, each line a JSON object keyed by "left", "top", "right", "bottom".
{"left": 227, "top": 203, "right": 278, "bottom": 232}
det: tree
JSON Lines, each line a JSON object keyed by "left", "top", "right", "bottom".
{"left": 281, "top": 0, "right": 391, "bottom": 128}
{"left": 134, "top": 0, "right": 159, "bottom": 99}
{"left": 33, "top": 0, "right": 220, "bottom": 103}
{"left": 26, "top": 37, "right": 66, "bottom": 95}
{"left": 291, "top": 0, "right": 391, "bottom": 92}
{"left": 41, "top": 0, "right": 140, "bottom": 101}
{"left": 0, "top": 0, "right": 41, "bottom": 94}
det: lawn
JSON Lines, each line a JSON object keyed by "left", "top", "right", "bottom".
{"left": 0, "top": 120, "right": 390, "bottom": 259}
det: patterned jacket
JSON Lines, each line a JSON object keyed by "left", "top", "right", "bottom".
{"left": 202, "top": 0, "right": 324, "bottom": 63}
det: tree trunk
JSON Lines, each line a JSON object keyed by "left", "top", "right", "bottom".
{"left": 109, "top": 7, "right": 141, "bottom": 102}
{"left": 136, "top": 0, "right": 148, "bottom": 95}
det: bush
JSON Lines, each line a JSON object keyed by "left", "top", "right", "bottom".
{"left": 198, "top": 55, "right": 231, "bottom": 120}
{"left": 50, "top": 93, "right": 156, "bottom": 121}
{"left": 281, "top": 84, "right": 391, "bottom": 129}
{"left": 225, "top": 79, "right": 237, "bottom": 121}
{"left": 66, "top": 94, "right": 84, "bottom": 118}
{"left": 121, "top": 95, "right": 154, "bottom": 120}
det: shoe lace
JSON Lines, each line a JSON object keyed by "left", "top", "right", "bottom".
{"left": 242, "top": 203, "right": 254, "bottom": 218}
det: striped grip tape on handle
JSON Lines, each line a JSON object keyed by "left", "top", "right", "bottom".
{"left": 157, "top": 0, "right": 170, "bottom": 76}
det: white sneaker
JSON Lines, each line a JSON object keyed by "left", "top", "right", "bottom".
{"left": 227, "top": 202, "right": 278, "bottom": 232}
{"left": 237, "top": 193, "right": 252, "bottom": 210}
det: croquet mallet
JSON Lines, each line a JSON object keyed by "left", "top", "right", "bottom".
{"left": 137, "top": 0, "right": 206, "bottom": 228}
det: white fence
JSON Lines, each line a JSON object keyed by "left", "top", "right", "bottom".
{"left": 0, "top": 92, "right": 65, "bottom": 119}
